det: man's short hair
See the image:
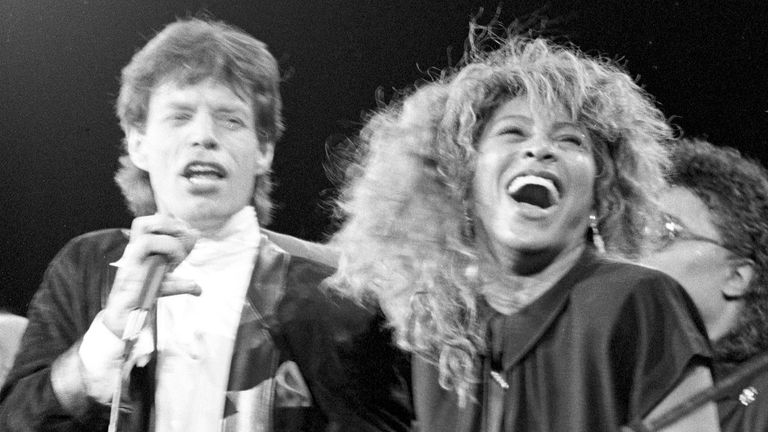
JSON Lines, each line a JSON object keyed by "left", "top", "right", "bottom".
{"left": 668, "top": 138, "right": 768, "bottom": 361}
{"left": 114, "top": 18, "right": 283, "bottom": 225}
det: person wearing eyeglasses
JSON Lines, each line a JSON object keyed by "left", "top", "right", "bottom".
{"left": 639, "top": 138, "right": 768, "bottom": 431}
{"left": 328, "top": 29, "right": 721, "bottom": 431}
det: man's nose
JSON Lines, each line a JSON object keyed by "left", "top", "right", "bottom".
{"left": 189, "top": 114, "right": 219, "bottom": 150}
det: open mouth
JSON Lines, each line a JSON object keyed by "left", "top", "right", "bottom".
{"left": 182, "top": 162, "right": 226, "bottom": 181}
{"left": 507, "top": 175, "right": 560, "bottom": 209}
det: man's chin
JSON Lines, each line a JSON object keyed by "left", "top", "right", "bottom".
{"left": 170, "top": 204, "right": 232, "bottom": 228}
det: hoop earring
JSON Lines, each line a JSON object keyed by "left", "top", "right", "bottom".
{"left": 590, "top": 214, "right": 606, "bottom": 254}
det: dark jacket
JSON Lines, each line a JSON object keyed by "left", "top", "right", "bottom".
{"left": 715, "top": 359, "right": 768, "bottom": 432}
{"left": 0, "top": 229, "right": 412, "bottom": 431}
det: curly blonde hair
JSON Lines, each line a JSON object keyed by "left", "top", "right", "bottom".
{"left": 329, "top": 33, "right": 672, "bottom": 396}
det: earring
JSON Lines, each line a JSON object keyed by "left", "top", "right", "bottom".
{"left": 462, "top": 204, "right": 475, "bottom": 240}
{"left": 590, "top": 214, "right": 606, "bottom": 254}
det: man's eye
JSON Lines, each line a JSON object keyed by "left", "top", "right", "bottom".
{"left": 222, "top": 117, "right": 245, "bottom": 129}
{"left": 171, "top": 113, "right": 191, "bottom": 121}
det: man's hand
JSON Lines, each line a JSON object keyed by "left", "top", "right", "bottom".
{"left": 102, "top": 214, "right": 200, "bottom": 338}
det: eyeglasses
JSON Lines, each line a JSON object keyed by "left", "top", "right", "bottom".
{"left": 649, "top": 212, "right": 734, "bottom": 254}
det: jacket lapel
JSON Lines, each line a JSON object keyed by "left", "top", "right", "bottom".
{"left": 222, "top": 236, "right": 291, "bottom": 432}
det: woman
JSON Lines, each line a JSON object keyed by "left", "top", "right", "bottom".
{"left": 329, "top": 33, "right": 720, "bottom": 431}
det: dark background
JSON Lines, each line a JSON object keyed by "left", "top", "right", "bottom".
{"left": 2, "top": 1, "right": 767, "bottom": 315}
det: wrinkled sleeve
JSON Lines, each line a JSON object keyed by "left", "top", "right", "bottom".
{"left": 610, "top": 273, "right": 712, "bottom": 421}
{"left": 0, "top": 239, "right": 110, "bottom": 431}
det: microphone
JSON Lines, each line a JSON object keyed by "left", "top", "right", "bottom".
{"left": 120, "top": 254, "right": 171, "bottom": 345}
{"left": 137, "top": 254, "right": 171, "bottom": 311}
{"left": 109, "top": 254, "right": 170, "bottom": 432}
{"left": 134, "top": 229, "right": 196, "bottom": 312}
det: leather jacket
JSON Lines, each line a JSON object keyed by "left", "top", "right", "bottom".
{"left": 0, "top": 229, "right": 412, "bottom": 431}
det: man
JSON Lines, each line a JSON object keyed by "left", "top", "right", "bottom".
{"left": 0, "top": 312, "right": 27, "bottom": 388}
{"left": 640, "top": 138, "right": 768, "bottom": 431}
{"left": 0, "top": 18, "right": 409, "bottom": 432}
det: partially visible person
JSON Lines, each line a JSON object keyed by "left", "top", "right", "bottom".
{"left": 0, "top": 17, "right": 410, "bottom": 432}
{"left": 329, "top": 31, "right": 720, "bottom": 431}
{"left": 640, "top": 138, "right": 768, "bottom": 431}
{"left": 0, "top": 311, "right": 27, "bottom": 388}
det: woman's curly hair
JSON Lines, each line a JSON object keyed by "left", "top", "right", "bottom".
{"left": 328, "top": 31, "right": 672, "bottom": 396}
{"left": 666, "top": 138, "right": 768, "bottom": 363}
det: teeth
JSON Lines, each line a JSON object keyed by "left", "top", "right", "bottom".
{"left": 507, "top": 175, "right": 559, "bottom": 203}
{"left": 185, "top": 164, "right": 223, "bottom": 178}
{"left": 189, "top": 169, "right": 217, "bottom": 175}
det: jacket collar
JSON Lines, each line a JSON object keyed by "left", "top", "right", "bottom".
{"left": 243, "top": 234, "right": 291, "bottom": 320}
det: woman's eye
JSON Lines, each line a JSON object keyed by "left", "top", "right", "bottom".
{"left": 557, "top": 135, "right": 584, "bottom": 147}
{"left": 500, "top": 127, "right": 525, "bottom": 137}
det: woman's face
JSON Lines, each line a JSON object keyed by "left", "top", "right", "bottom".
{"left": 471, "top": 96, "right": 596, "bottom": 268}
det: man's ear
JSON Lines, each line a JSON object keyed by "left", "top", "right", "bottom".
{"left": 723, "top": 258, "right": 755, "bottom": 299}
{"left": 126, "top": 127, "right": 149, "bottom": 171}
{"left": 255, "top": 141, "right": 275, "bottom": 175}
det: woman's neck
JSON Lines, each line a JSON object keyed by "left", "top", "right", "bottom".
{"left": 482, "top": 241, "right": 586, "bottom": 315}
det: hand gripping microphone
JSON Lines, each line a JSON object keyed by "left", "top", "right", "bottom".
{"left": 108, "top": 255, "right": 170, "bottom": 432}
{"left": 108, "top": 232, "right": 196, "bottom": 432}
{"left": 122, "top": 230, "right": 197, "bottom": 341}
{"left": 120, "top": 254, "right": 172, "bottom": 345}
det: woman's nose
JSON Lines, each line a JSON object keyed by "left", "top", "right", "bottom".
{"left": 523, "top": 138, "right": 556, "bottom": 161}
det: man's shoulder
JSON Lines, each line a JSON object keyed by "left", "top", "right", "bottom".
{"left": 52, "top": 228, "right": 129, "bottom": 266}
{"left": 262, "top": 231, "right": 377, "bottom": 325}
{"left": 65, "top": 228, "right": 129, "bottom": 249}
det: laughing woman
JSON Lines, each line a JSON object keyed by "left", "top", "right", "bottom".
{"left": 329, "top": 34, "right": 720, "bottom": 432}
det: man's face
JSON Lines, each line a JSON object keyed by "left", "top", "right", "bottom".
{"left": 128, "top": 78, "right": 273, "bottom": 231}
{"left": 639, "top": 187, "right": 737, "bottom": 331}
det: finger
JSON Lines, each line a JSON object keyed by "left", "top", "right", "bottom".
{"left": 158, "top": 279, "right": 202, "bottom": 297}
{"left": 130, "top": 216, "right": 198, "bottom": 260}
{"left": 121, "top": 234, "right": 194, "bottom": 267}
{"left": 130, "top": 214, "right": 184, "bottom": 233}
{"left": 102, "top": 277, "right": 200, "bottom": 337}
{"left": 130, "top": 214, "right": 198, "bottom": 238}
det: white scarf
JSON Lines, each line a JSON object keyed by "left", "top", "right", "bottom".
{"left": 153, "top": 206, "right": 261, "bottom": 432}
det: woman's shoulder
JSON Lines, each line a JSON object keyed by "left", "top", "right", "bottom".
{"left": 566, "top": 255, "right": 709, "bottom": 359}
{"left": 569, "top": 255, "right": 697, "bottom": 317}
{"left": 584, "top": 256, "right": 685, "bottom": 294}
